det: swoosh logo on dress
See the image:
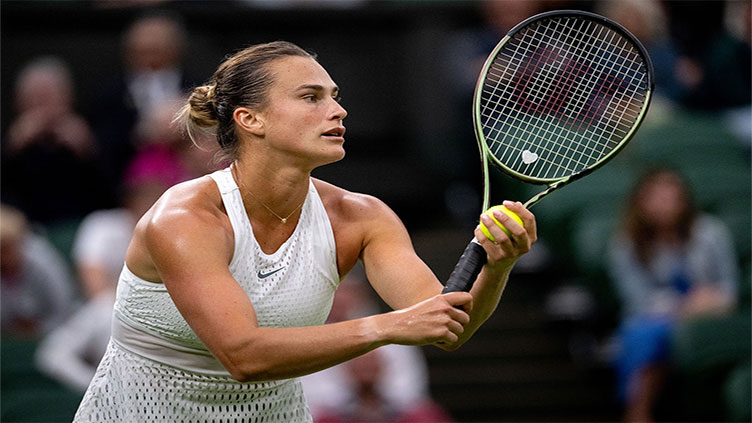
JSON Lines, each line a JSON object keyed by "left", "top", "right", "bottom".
{"left": 257, "top": 267, "right": 285, "bottom": 279}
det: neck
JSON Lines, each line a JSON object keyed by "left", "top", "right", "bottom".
{"left": 656, "top": 230, "right": 682, "bottom": 245}
{"left": 231, "top": 159, "right": 310, "bottom": 225}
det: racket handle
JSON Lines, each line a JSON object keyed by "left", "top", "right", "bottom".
{"left": 442, "top": 240, "right": 487, "bottom": 293}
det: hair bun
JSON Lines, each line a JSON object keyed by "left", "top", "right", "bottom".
{"left": 187, "top": 84, "right": 218, "bottom": 128}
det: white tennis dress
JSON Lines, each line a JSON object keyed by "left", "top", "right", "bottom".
{"left": 74, "top": 168, "right": 340, "bottom": 422}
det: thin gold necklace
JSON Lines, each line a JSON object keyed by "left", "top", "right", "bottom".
{"left": 232, "top": 164, "right": 305, "bottom": 224}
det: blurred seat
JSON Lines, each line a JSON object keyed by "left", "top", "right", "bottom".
{"left": 723, "top": 360, "right": 751, "bottom": 422}
{"left": 627, "top": 111, "right": 750, "bottom": 211}
{"left": 682, "top": 162, "right": 751, "bottom": 210}
{"left": 714, "top": 196, "right": 752, "bottom": 262}
{"left": 571, "top": 208, "right": 619, "bottom": 278}
{"left": 1, "top": 338, "right": 83, "bottom": 422}
{"left": 671, "top": 312, "right": 751, "bottom": 421}
{"left": 631, "top": 111, "right": 748, "bottom": 163}
{"left": 1, "top": 386, "right": 82, "bottom": 422}
{"left": 1, "top": 338, "right": 55, "bottom": 391}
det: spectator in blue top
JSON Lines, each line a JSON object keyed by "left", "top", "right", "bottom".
{"left": 607, "top": 167, "right": 739, "bottom": 422}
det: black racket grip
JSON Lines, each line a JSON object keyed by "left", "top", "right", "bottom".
{"left": 442, "top": 241, "right": 487, "bottom": 293}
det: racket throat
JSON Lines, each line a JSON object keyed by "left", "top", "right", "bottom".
{"left": 524, "top": 180, "right": 567, "bottom": 208}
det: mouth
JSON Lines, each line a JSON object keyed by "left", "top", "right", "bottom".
{"left": 322, "top": 126, "right": 346, "bottom": 139}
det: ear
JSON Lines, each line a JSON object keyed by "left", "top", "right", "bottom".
{"left": 233, "top": 107, "right": 265, "bottom": 136}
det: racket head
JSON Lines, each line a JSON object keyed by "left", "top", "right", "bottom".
{"left": 474, "top": 10, "right": 654, "bottom": 202}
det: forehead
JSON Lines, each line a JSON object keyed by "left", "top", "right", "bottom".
{"left": 267, "top": 56, "right": 337, "bottom": 92}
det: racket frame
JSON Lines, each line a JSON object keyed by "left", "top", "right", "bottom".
{"left": 473, "top": 9, "right": 655, "bottom": 211}
{"left": 443, "top": 10, "right": 654, "bottom": 295}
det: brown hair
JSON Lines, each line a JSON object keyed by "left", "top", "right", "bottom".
{"left": 622, "top": 167, "right": 697, "bottom": 264}
{"left": 177, "top": 41, "right": 315, "bottom": 160}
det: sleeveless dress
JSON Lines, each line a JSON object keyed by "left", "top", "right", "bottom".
{"left": 74, "top": 168, "right": 340, "bottom": 422}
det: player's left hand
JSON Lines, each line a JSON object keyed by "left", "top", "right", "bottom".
{"left": 475, "top": 201, "right": 537, "bottom": 272}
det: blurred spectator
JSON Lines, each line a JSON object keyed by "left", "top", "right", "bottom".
{"left": 71, "top": 153, "right": 176, "bottom": 299}
{"left": 1, "top": 57, "right": 108, "bottom": 225}
{"left": 665, "top": 1, "right": 751, "bottom": 110}
{"left": 302, "top": 265, "right": 451, "bottom": 423}
{"left": 237, "top": 0, "right": 366, "bottom": 9}
{"left": 34, "top": 155, "right": 175, "bottom": 391}
{"left": 34, "top": 289, "right": 115, "bottom": 393}
{"left": 598, "top": 0, "right": 683, "bottom": 105}
{"left": 722, "top": 0, "right": 752, "bottom": 149}
{"left": 65, "top": 96, "right": 219, "bottom": 293}
{"left": 89, "top": 11, "right": 195, "bottom": 194}
{"left": 132, "top": 98, "right": 224, "bottom": 184}
{"left": 92, "top": 0, "right": 171, "bottom": 8}
{"left": 1, "top": 205, "right": 76, "bottom": 339}
{"left": 312, "top": 348, "right": 452, "bottom": 423}
{"left": 447, "top": 0, "right": 556, "bottom": 97}
{"left": 607, "top": 168, "right": 739, "bottom": 422}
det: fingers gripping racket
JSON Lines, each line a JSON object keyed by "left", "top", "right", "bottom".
{"left": 442, "top": 10, "right": 654, "bottom": 293}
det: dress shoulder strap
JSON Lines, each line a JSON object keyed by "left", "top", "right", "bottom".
{"left": 208, "top": 167, "right": 253, "bottom": 266}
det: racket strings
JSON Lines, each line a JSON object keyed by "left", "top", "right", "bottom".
{"left": 488, "top": 22, "right": 610, "bottom": 171}
{"left": 479, "top": 15, "right": 650, "bottom": 180}
{"left": 485, "top": 25, "right": 645, "bottom": 177}
{"left": 492, "top": 22, "right": 641, "bottom": 172}
{"left": 480, "top": 21, "right": 586, "bottom": 174}
{"left": 507, "top": 19, "right": 646, "bottom": 129}
{"left": 534, "top": 20, "right": 641, "bottom": 173}
{"left": 483, "top": 21, "right": 606, "bottom": 175}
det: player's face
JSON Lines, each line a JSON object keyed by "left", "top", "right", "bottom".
{"left": 257, "top": 56, "right": 348, "bottom": 167}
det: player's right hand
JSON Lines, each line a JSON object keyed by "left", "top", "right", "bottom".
{"left": 377, "top": 292, "right": 472, "bottom": 347}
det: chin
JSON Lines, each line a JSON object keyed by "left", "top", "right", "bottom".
{"left": 325, "top": 140, "right": 346, "bottom": 158}
{"left": 311, "top": 145, "right": 345, "bottom": 168}
{"left": 326, "top": 147, "right": 346, "bottom": 164}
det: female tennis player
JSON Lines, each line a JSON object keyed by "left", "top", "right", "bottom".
{"left": 74, "top": 41, "right": 537, "bottom": 422}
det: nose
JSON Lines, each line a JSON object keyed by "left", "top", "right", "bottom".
{"left": 330, "top": 98, "right": 347, "bottom": 121}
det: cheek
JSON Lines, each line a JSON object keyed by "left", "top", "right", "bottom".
{"left": 267, "top": 105, "right": 320, "bottom": 139}
{"left": 301, "top": 112, "right": 321, "bottom": 128}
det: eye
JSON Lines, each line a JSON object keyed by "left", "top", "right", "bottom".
{"left": 333, "top": 96, "right": 342, "bottom": 103}
{"left": 302, "top": 94, "right": 319, "bottom": 103}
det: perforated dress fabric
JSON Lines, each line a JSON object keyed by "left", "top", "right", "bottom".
{"left": 77, "top": 340, "right": 311, "bottom": 422}
{"left": 74, "top": 168, "right": 340, "bottom": 422}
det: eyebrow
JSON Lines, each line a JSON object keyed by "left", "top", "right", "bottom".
{"left": 295, "top": 84, "right": 339, "bottom": 94}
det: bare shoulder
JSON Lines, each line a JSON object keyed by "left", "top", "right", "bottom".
{"left": 312, "top": 178, "right": 398, "bottom": 224}
{"left": 147, "top": 176, "right": 228, "bottom": 228}
{"left": 312, "top": 178, "right": 408, "bottom": 275}
{"left": 127, "top": 176, "right": 234, "bottom": 280}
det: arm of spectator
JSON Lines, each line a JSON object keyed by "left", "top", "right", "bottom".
{"left": 35, "top": 292, "right": 115, "bottom": 392}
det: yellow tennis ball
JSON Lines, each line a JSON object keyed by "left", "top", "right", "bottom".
{"left": 479, "top": 205, "right": 524, "bottom": 243}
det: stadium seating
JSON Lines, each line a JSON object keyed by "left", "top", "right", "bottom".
{"left": 671, "top": 312, "right": 751, "bottom": 421}
{"left": 1, "top": 338, "right": 83, "bottom": 422}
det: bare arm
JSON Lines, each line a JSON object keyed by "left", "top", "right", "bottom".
{"left": 139, "top": 186, "right": 471, "bottom": 382}
{"left": 359, "top": 198, "right": 536, "bottom": 350}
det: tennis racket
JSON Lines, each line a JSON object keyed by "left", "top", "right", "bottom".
{"left": 442, "top": 10, "right": 654, "bottom": 293}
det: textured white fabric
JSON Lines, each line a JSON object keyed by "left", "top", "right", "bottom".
{"left": 74, "top": 168, "right": 339, "bottom": 422}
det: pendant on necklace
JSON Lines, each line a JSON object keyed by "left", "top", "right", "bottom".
{"left": 280, "top": 218, "right": 287, "bottom": 224}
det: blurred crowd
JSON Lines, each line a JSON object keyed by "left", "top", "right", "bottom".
{"left": 1, "top": 1, "right": 750, "bottom": 422}
{"left": 2, "top": 11, "right": 220, "bottom": 340}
